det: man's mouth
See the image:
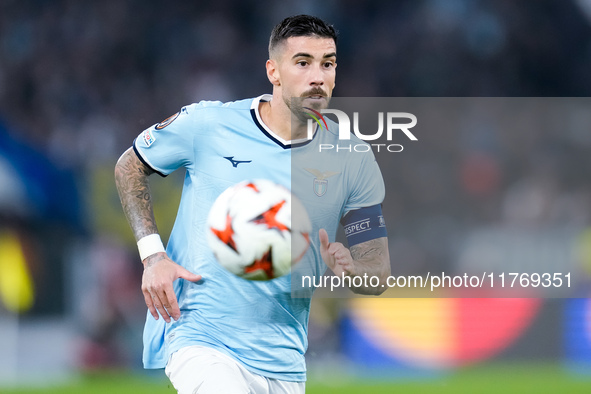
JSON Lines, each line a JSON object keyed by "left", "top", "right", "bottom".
{"left": 302, "top": 88, "right": 327, "bottom": 100}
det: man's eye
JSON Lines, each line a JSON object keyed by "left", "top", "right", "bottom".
{"left": 297, "top": 61, "right": 308, "bottom": 66}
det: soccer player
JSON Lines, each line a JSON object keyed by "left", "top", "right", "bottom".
{"left": 115, "top": 15, "right": 390, "bottom": 394}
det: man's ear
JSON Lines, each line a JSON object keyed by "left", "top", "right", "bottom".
{"left": 266, "top": 59, "right": 280, "bottom": 86}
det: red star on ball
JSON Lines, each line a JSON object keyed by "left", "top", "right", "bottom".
{"left": 250, "top": 200, "right": 289, "bottom": 233}
{"left": 211, "top": 213, "right": 238, "bottom": 253}
{"left": 244, "top": 248, "right": 274, "bottom": 279}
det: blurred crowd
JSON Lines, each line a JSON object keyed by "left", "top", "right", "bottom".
{"left": 2, "top": 0, "right": 591, "bottom": 168}
{"left": 1, "top": 0, "right": 591, "bottom": 370}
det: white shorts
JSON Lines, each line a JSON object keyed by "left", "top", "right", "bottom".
{"left": 165, "top": 345, "right": 305, "bottom": 394}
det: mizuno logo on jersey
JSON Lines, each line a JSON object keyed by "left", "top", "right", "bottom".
{"left": 224, "top": 156, "right": 252, "bottom": 168}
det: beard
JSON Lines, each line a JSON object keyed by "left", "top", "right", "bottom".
{"left": 283, "top": 87, "right": 331, "bottom": 125}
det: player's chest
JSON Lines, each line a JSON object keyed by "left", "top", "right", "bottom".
{"left": 291, "top": 163, "right": 347, "bottom": 224}
{"left": 195, "top": 133, "right": 291, "bottom": 186}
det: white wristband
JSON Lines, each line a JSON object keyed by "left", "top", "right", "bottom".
{"left": 137, "top": 234, "right": 165, "bottom": 261}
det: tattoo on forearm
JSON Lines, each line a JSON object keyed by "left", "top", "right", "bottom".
{"left": 348, "top": 238, "right": 390, "bottom": 295}
{"left": 114, "top": 149, "right": 159, "bottom": 240}
{"left": 349, "top": 238, "right": 390, "bottom": 295}
{"left": 350, "top": 239, "right": 383, "bottom": 262}
{"left": 144, "top": 252, "right": 166, "bottom": 268}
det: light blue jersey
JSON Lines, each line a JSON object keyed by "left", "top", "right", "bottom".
{"left": 133, "top": 94, "right": 385, "bottom": 381}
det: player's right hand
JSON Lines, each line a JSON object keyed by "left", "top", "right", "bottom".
{"left": 141, "top": 252, "right": 202, "bottom": 323}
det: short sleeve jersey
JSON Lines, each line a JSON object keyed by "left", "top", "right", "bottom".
{"left": 133, "top": 94, "right": 385, "bottom": 382}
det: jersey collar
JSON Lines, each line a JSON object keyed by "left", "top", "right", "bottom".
{"left": 250, "top": 94, "right": 314, "bottom": 149}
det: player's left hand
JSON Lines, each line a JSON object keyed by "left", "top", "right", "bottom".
{"left": 319, "top": 228, "right": 355, "bottom": 277}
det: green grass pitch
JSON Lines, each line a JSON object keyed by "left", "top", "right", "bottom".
{"left": 2, "top": 363, "right": 591, "bottom": 393}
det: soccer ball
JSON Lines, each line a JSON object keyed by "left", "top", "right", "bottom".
{"left": 206, "top": 179, "right": 311, "bottom": 281}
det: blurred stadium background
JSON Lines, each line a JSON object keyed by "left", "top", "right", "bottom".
{"left": 2, "top": 0, "right": 591, "bottom": 392}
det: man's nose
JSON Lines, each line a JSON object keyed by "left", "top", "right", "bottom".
{"left": 309, "top": 66, "right": 325, "bottom": 86}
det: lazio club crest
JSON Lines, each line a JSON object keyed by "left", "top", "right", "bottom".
{"left": 305, "top": 168, "right": 341, "bottom": 197}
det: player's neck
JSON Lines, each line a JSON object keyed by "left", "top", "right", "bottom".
{"left": 259, "top": 100, "right": 307, "bottom": 142}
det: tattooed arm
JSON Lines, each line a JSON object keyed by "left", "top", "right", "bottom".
{"left": 319, "top": 229, "right": 390, "bottom": 295}
{"left": 115, "top": 148, "right": 201, "bottom": 322}
{"left": 114, "top": 148, "right": 158, "bottom": 239}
